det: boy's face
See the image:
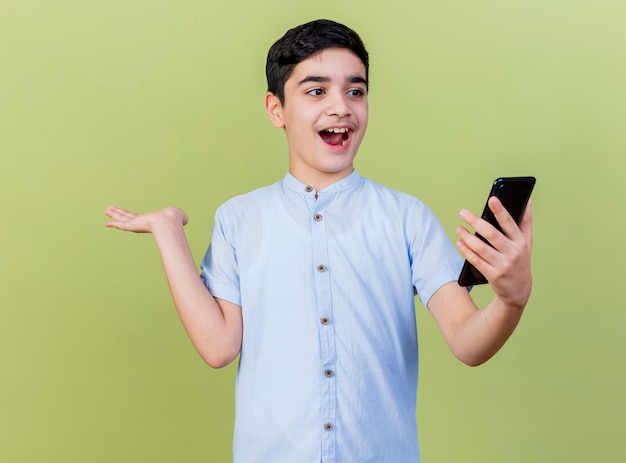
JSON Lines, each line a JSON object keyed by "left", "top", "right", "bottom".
{"left": 265, "top": 47, "right": 368, "bottom": 190}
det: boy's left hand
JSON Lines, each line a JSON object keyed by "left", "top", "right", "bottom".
{"left": 456, "top": 196, "right": 533, "bottom": 310}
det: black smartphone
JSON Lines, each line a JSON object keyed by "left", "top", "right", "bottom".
{"left": 457, "top": 176, "right": 536, "bottom": 287}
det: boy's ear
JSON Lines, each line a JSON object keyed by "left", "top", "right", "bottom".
{"left": 265, "top": 92, "right": 285, "bottom": 128}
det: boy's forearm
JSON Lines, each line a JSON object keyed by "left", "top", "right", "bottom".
{"left": 451, "top": 297, "right": 525, "bottom": 366}
{"left": 429, "top": 282, "right": 528, "bottom": 366}
{"left": 151, "top": 218, "right": 242, "bottom": 368}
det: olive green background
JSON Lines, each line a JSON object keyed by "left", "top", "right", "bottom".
{"left": 1, "top": 1, "right": 624, "bottom": 462}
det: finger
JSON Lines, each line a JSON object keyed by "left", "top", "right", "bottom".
{"left": 458, "top": 207, "right": 481, "bottom": 230}
{"left": 456, "top": 229, "right": 498, "bottom": 281}
{"left": 456, "top": 225, "right": 499, "bottom": 267}
{"left": 105, "top": 206, "right": 136, "bottom": 217}
{"left": 105, "top": 220, "right": 128, "bottom": 230}
{"left": 105, "top": 216, "right": 145, "bottom": 232}
{"left": 104, "top": 206, "right": 137, "bottom": 221}
{"left": 486, "top": 196, "right": 522, "bottom": 240}
{"left": 518, "top": 199, "right": 533, "bottom": 246}
{"left": 104, "top": 206, "right": 122, "bottom": 219}
{"left": 459, "top": 207, "right": 507, "bottom": 252}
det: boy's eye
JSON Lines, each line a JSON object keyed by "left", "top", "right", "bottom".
{"left": 348, "top": 89, "right": 365, "bottom": 97}
{"left": 307, "top": 88, "right": 325, "bottom": 96}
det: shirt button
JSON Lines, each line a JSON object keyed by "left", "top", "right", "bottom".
{"left": 324, "top": 369, "right": 334, "bottom": 378}
{"left": 314, "top": 213, "right": 323, "bottom": 222}
{"left": 305, "top": 186, "right": 314, "bottom": 192}
{"left": 321, "top": 317, "right": 330, "bottom": 325}
{"left": 324, "top": 423, "right": 334, "bottom": 431}
{"left": 317, "top": 264, "right": 326, "bottom": 272}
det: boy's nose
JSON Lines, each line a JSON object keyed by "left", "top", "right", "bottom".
{"left": 325, "top": 93, "right": 351, "bottom": 117}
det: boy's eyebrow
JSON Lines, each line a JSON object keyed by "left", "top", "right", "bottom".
{"left": 297, "top": 75, "right": 368, "bottom": 86}
{"left": 297, "top": 75, "right": 330, "bottom": 86}
{"left": 348, "top": 75, "right": 368, "bottom": 85}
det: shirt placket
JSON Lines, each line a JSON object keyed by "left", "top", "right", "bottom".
{"left": 309, "top": 191, "right": 337, "bottom": 462}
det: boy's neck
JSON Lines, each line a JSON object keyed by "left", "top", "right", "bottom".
{"left": 288, "top": 166, "right": 355, "bottom": 193}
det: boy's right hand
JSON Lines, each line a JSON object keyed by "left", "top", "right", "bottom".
{"left": 104, "top": 206, "right": 188, "bottom": 234}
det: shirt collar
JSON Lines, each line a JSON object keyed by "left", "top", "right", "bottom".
{"left": 282, "top": 169, "right": 362, "bottom": 197}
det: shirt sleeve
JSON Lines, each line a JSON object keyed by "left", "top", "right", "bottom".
{"left": 200, "top": 204, "right": 242, "bottom": 307}
{"left": 409, "top": 200, "right": 464, "bottom": 308}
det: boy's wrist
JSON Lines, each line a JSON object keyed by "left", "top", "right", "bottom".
{"left": 150, "top": 207, "right": 188, "bottom": 234}
{"left": 493, "top": 291, "right": 529, "bottom": 314}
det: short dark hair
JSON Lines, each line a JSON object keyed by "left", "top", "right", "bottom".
{"left": 266, "top": 19, "right": 369, "bottom": 104}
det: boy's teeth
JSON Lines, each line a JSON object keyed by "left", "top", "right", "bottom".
{"left": 325, "top": 128, "right": 348, "bottom": 133}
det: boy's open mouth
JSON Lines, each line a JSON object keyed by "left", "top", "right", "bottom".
{"left": 319, "top": 127, "right": 351, "bottom": 147}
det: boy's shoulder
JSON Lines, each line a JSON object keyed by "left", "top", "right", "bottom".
{"left": 220, "top": 179, "right": 283, "bottom": 207}
{"left": 361, "top": 175, "right": 417, "bottom": 198}
{"left": 359, "top": 175, "right": 429, "bottom": 209}
{"left": 214, "top": 179, "right": 284, "bottom": 221}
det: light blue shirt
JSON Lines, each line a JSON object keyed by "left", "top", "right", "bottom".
{"left": 201, "top": 170, "right": 463, "bottom": 463}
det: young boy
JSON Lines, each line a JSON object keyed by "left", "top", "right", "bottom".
{"left": 105, "top": 19, "right": 532, "bottom": 463}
